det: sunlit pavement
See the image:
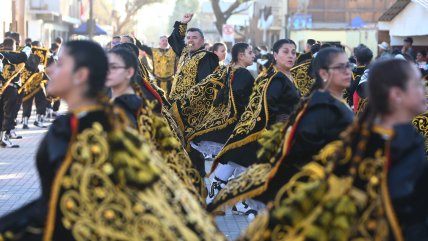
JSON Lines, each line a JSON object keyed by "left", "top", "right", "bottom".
{"left": 0, "top": 105, "right": 249, "bottom": 240}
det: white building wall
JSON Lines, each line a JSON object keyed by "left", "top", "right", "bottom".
{"left": 0, "top": 0, "right": 13, "bottom": 42}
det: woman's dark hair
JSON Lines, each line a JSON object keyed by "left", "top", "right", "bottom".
{"left": 272, "top": 39, "right": 296, "bottom": 54}
{"left": 212, "top": 42, "right": 226, "bottom": 53}
{"left": 231, "top": 42, "right": 249, "bottom": 63}
{"left": 65, "top": 40, "right": 108, "bottom": 97}
{"left": 311, "top": 47, "right": 345, "bottom": 91}
{"left": 114, "top": 43, "right": 139, "bottom": 57}
{"left": 108, "top": 47, "right": 139, "bottom": 82}
{"left": 367, "top": 58, "right": 413, "bottom": 115}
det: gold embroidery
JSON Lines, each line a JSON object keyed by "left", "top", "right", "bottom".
{"left": 171, "top": 65, "right": 240, "bottom": 149}
{"left": 169, "top": 50, "right": 206, "bottom": 101}
{"left": 238, "top": 135, "right": 401, "bottom": 241}
{"left": 291, "top": 61, "right": 314, "bottom": 97}
{"left": 178, "top": 23, "right": 187, "bottom": 37}
{"left": 412, "top": 112, "right": 428, "bottom": 158}
{"left": 137, "top": 100, "right": 206, "bottom": 201}
{"left": 46, "top": 121, "right": 224, "bottom": 241}
{"left": 152, "top": 48, "right": 176, "bottom": 78}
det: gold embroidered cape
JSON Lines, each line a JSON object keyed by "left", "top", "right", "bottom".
{"left": 290, "top": 61, "right": 314, "bottom": 97}
{"left": 0, "top": 50, "right": 26, "bottom": 94}
{"left": 412, "top": 111, "right": 428, "bottom": 158}
{"left": 237, "top": 127, "right": 404, "bottom": 241}
{"left": 19, "top": 47, "right": 50, "bottom": 102}
{"left": 170, "top": 65, "right": 238, "bottom": 150}
{"left": 169, "top": 47, "right": 207, "bottom": 102}
{"left": 207, "top": 104, "right": 309, "bottom": 213}
{"left": 152, "top": 48, "right": 176, "bottom": 79}
{"left": 42, "top": 108, "right": 225, "bottom": 241}
{"left": 210, "top": 66, "right": 282, "bottom": 172}
{"left": 136, "top": 99, "right": 206, "bottom": 202}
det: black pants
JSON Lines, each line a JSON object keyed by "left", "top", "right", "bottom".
{"left": 0, "top": 86, "right": 18, "bottom": 131}
{"left": 156, "top": 77, "right": 173, "bottom": 97}
{"left": 188, "top": 147, "right": 206, "bottom": 176}
{"left": 52, "top": 99, "right": 60, "bottom": 112}
{"left": 22, "top": 89, "right": 47, "bottom": 118}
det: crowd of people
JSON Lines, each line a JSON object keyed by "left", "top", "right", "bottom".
{"left": 0, "top": 12, "right": 427, "bottom": 241}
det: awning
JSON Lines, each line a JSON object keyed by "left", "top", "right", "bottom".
{"left": 73, "top": 22, "right": 107, "bottom": 35}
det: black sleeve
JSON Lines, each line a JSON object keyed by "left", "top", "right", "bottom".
{"left": 232, "top": 69, "right": 255, "bottom": 112}
{"left": 168, "top": 21, "right": 187, "bottom": 56}
{"left": 1, "top": 52, "right": 28, "bottom": 64}
{"left": 266, "top": 75, "right": 299, "bottom": 123}
{"left": 135, "top": 39, "right": 153, "bottom": 57}
{"left": 289, "top": 105, "right": 350, "bottom": 166}
{"left": 195, "top": 53, "right": 219, "bottom": 84}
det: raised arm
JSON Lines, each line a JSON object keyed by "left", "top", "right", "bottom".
{"left": 168, "top": 13, "right": 193, "bottom": 55}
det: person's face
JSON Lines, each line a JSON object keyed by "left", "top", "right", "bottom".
{"left": 320, "top": 53, "right": 352, "bottom": 92}
{"left": 399, "top": 65, "right": 427, "bottom": 117}
{"left": 46, "top": 47, "right": 78, "bottom": 98}
{"left": 416, "top": 53, "right": 424, "bottom": 62}
{"left": 112, "top": 38, "right": 121, "bottom": 47}
{"left": 239, "top": 46, "right": 255, "bottom": 67}
{"left": 274, "top": 43, "right": 296, "bottom": 71}
{"left": 304, "top": 43, "right": 311, "bottom": 53}
{"left": 106, "top": 53, "right": 133, "bottom": 89}
{"left": 404, "top": 41, "right": 411, "bottom": 48}
{"left": 186, "top": 31, "right": 204, "bottom": 52}
{"left": 214, "top": 45, "right": 227, "bottom": 62}
{"left": 159, "top": 37, "right": 168, "bottom": 48}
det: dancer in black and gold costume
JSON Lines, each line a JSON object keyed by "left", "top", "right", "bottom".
{"left": 106, "top": 46, "right": 205, "bottom": 201}
{"left": 0, "top": 38, "right": 31, "bottom": 147}
{"left": 168, "top": 13, "right": 219, "bottom": 102}
{"left": 138, "top": 36, "right": 177, "bottom": 96}
{"left": 208, "top": 47, "right": 354, "bottom": 213}
{"left": 170, "top": 43, "right": 255, "bottom": 157}
{"left": 0, "top": 40, "right": 225, "bottom": 241}
{"left": 206, "top": 39, "right": 300, "bottom": 214}
{"left": 238, "top": 58, "right": 428, "bottom": 241}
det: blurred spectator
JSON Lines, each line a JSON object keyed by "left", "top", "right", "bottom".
{"left": 416, "top": 50, "right": 427, "bottom": 70}
{"left": 402, "top": 37, "right": 416, "bottom": 60}
{"left": 212, "top": 42, "right": 227, "bottom": 63}
{"left": 376, "top": 41, "right": 392, "bottom": 59}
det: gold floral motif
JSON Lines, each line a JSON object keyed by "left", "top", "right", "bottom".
{"left": 50, "top": 122, "right": 224, "bottom": 241}
{"left": 238, "top": 136, "right": 402, "bottom": 241}
{"left": 171, "top": 65, "right": 240, "bottom": 148}
{"left": 290, "top": 61, "right": 314, "bottom": 97}
{"left": 412, "top": 112, "right": 428, "bottom": 158}
{"left": 137, "top": 99, "right": 206, "bottom": 201}
{"left": 169, "top": 50, "right": 207, "bottom": 101}
{"left": 152, "top": 48, "right": 176, "bottom": 78}
{"left": 178, "top": 23, "right": 187, "bottom": 37}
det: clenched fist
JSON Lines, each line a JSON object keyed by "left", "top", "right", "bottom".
{"left": 181, "top": 13, "right": 194, "bottom": 24}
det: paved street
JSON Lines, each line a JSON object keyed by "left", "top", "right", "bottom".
{"left": 0, "top": 106, "right": 249, "bottom": 240}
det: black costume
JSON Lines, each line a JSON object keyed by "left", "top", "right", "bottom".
{"left": 0, "top": 49, "right": 28, "bottom": 146}
{"left": 208, "top": 90, "right": 354, "bottom": 212}
{"left": 211, "top": 66, "right": 300, "bottom": 170}
{"left": 237, "top": 123, "right": 428, "bottom": 241}
{"left": 0, "top": 105, "right": 226, "bottom": 241}
{"left": 139, "top": 44, "right": 177, "bottom": 96}
{"left": 167, "top": 21, "right": 219, "bottom": 102}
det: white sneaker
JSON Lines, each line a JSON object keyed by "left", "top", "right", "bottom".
{"left": 206, "top": 176, "right": 227, "bottom": 204}
{"left": 232, "top": 201, "right": 258, "bottom": 217}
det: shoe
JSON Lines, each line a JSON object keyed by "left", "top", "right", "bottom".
{"left": 22, "top": 117, "right": 29, "bottom": 129}
{"left": 232, "top": 201, "right": 258, "bottom": 217}
{"left": 1, "top": 131, "right": 19, "bottom": 148}
{"left": 8, "top": 129, "right": 22, "bottom": 139}
{"left": 206, "top": 176, "right": 227, "bottom": 204}
{"left": 34, "top": 115, "right": 47, "bottom": 128}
